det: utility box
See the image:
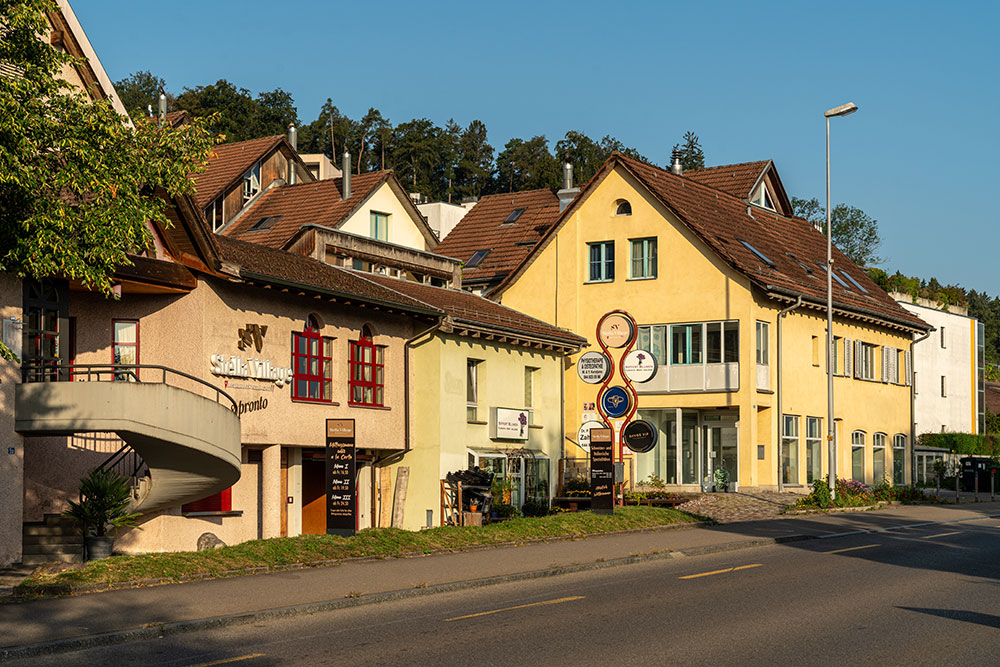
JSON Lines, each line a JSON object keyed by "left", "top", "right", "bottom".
{"left": 959, "top": 456, "right": 994, "bottom": 492}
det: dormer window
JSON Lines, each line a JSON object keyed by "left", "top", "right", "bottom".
{"left": 504, "top": 208, "right": 526, "bottom": 224}
{"left": 750, "top": 184, "right": 774, "bottom": 211}
{"left": 242, "top": 163, "right": 261, "bottom": 204}
{"left": 615, "top": 200, "right": 632, "bottom": 216}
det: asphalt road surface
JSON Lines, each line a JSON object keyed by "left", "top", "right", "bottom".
{"left": 19, "top": 517, "right": 1000, "bottom": 666}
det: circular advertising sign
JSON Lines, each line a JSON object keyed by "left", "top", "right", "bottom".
{"left": 576, "top": 420, "right": 605, "bottom": 453}
{"left": 622, "top": 419, "right": 658, "bottom": 454}
{"left": 598, "top": 314, "right": 634, "bottom": 349}
{"left": 600, "top": 385, "right": 631, "bottom": 418}
{"left": 577, "top": 351, "right": 611, "bottom": 384}
{"left": 622, "top": 349, "right": 658, "bottom": 383}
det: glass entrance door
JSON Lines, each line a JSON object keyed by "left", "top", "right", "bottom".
{"left": 702, "top": 420, "right": 738, "bottom": 491}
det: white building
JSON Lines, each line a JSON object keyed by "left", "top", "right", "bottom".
{"left": 416, "top": 200, "right": 475, "bottom": 240}
{"left": 893, "top": 293, "right": 985, "bottom": 436}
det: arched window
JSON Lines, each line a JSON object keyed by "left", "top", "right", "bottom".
{"left": 292, "top": 315, "right": 332, "bottom": 402}
{"left": 892, "top": 434, "right": 906, "bottom": 485}
{"left": 873, "top": 433, "right": 887, "bottom": 483}
{"left": 350, "top": 325, "right": 385, "bottom": 406}
{"left": 614, "top": 200, "right": 632, "bottom": 216}
{"left": 851, "top": 431, "right": 866, "bottom": 482}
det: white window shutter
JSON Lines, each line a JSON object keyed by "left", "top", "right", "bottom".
{"left": 905, "top": 350, "right": 912, "bottom": 386}
{"left": 854, "top": 340, "right": 863, "bottom": 378}
{"left": 881, "top": 346, "right": 889, "bottom": 383}
{"left": 845, "top": 338, "right": 853, "bottom": 377}
{"left": 889, "top": 348, "right": 898, "bottom": 384}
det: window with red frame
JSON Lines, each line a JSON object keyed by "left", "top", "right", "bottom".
{"left": 349, "top": 326, "right": 384, "bottom": 406}
{"left": 182, "top": 487, "right": 232, "bottom": 513}
{"left": 292, "top": 316, "right": 333, "bottom": 402}
{"left": 112, "top": 320, "right": 138, "bottom": 381}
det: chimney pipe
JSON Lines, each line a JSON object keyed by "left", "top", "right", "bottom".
{"left": 557, "top": 159, "right": 580, "bottom": 212}
{"left": 671, "top": 148, "right": 683, "bottom": 176}
{"left": 158, "top": 93, "right": 166, "bottom": 126}
{"left": 342, "top": 151, "right": 351, "bottom": 200}
{"left": 287, "top": 123, "right": 297, "bottom": 185}
{"left": 562, "top": 161, "right": 573, "bottom": 190}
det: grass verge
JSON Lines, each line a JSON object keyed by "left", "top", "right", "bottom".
{"left": 17, "top": 507, "right": 703, "bottom": 596}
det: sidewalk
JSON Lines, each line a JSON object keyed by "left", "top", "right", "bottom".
{"left": 3, "top": 500, "right": 999, "bottom": 659}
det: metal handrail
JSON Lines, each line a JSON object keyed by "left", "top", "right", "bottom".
{"left": 20, "top": 363, "right": 239, "bottom": 413}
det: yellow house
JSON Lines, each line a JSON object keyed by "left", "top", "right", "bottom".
{"left": 494, "top": 154, "right": 929, "bottom": 492}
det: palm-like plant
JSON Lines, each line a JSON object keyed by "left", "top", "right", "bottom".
{"left": 63, "top": 468, "right": 141, "bottom": 537}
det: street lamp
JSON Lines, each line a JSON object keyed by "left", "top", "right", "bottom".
{"left": 826, "top": 101, "right": 858, "bottom": 500}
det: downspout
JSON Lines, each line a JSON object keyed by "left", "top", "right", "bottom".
{"left": 404, "top": 315, "right": 446, "bottom": 452}
{"left": 910, "top": 328, "right": 932, "bottom": 485}
{"left": 776, "top": 296, "right": 803, "bottom": 493}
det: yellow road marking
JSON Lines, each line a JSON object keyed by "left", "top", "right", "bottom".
{"left": 824, "top": 544, "right": 879, "bottom": 554}
{"left": 678, "top": 564, "right": 763, "bottom": 579}
{"left": 187, "top": 654, "right": 266, "bottom": 667}
{"left": 444, "top": 596, "right": 584, "bottom": 622}
{"left": 924, "top": 531, "right": 960, "bottom": 539}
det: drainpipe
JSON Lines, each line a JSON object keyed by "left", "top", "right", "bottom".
{"left": 910, "top": 328, "right": 932, "bottom": 486}
{"left": 776, "top": 296, "right": 804, "bottom": 493}
{"left": 404, "top": 316, "right": 446, "bottom": 453}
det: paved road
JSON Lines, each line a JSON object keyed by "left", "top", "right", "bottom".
{"left": 20, "top": 516, "right": 1000, "bottom": 666}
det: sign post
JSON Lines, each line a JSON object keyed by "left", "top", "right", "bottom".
{"left": 589, "top": 427, "right": 614, "bottom": 514}
{"left": 325, "top": 419, "right": 356, "bottom": 537}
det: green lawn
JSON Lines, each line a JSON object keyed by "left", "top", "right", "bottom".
{"left": 18, "top": 507, "right": 704, "bottom": 595}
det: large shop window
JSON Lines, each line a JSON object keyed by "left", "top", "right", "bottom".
{"left": 112, "top": 320, "right": 139, "bottom": 381}
{"left": 292, "top": 317, "right": 333, "bottom": 402}
{"left": 350, "top": 326, "right": 385, "bottom": 407}
{"left": 182, "top": 487, "right": 232, "bottom": 514}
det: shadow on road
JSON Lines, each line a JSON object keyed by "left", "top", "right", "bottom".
{"left": 898, "top": 606, "right": 1000, "bottom": 629}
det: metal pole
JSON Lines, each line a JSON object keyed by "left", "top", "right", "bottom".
{"left": 955, "top": 471, "right": 960, "bottom": 504}
{"left": 826, "top": 115, "right": 836, "bottom": 501}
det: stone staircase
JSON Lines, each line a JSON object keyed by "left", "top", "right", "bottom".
{"left": 21, "top": 514, "right": 83, "bottom": 565}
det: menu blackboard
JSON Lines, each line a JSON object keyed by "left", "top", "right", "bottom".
{"left": 326, "top": 419, "right": 356, "bottom": 537}
{"left": 589, "top": 427, "right": 614, "bottom": 515}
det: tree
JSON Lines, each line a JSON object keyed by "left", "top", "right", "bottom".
{"left": 555, "top": 131, "right": 649, "bottom": 185}
{"left": 391, "top": 118, "right": 441, "bottom": 196}
{"left": 0, "top": 0, "right": 218, "bottom": 361}
{"left": 791, "top": 197, "right": 883, "bottom": 267}
{"left": 454, "top": 120, "right": 494, "bottom": 201}
{"left": 493, "top": 136, "right": 560, "bottom": 193}
{"left": 174, "top": 80, "right": 297, "bottom": 142}
{"left": 113, "top": 69, "right": 172, "bottom": 120}
{"left": 672, "top": 130, "right": 705, "bottom": 171}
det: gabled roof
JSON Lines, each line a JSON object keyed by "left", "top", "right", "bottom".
{"left": 434, "top": 189, "right": 561, "bottom": 289}
{"left": 495, "top": 153, "right": 928, "bottom": 333}
{"left": 687, "top": 159, "right": 792, "bottom": 215}
{"left": 222, "top": 170, "right": 439, "bottom": 250}
{"left": 362, "top": 273, "right": 586, "bottom": 351}
{"left": 191, "top": 135, "right": 286, "bottom": 209}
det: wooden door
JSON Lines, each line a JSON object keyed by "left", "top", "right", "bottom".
{"left": 302, "top": 459, "right": 326, "bottom": 535}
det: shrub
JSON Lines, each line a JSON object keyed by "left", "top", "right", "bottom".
{"left": 521, "top": 498, "right": 549, "bottom": 517}
{"left": 492, "top": 502, "right": 518, "bottom": 518}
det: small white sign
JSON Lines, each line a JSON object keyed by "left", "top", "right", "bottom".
{"left": 577, "top": 420, "right": 605, "bottom": 453}
{"left": 491, "top": 407, "right": 530, "bottom": 441}
{"left": 577, "top": 351, "right": 611, "bottom": 384}
{"left": 623, "top": 349, "right": 658, "bottom": 383}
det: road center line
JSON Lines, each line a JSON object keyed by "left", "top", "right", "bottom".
{"left": 444, "top": 596, "right": 585, "bottom": 622}
{"left": 678, "top": 564, "right": 763, "bottom": 579}
{"left": 823, "top": 544, "right": 879, "bottom": 554}
{"left": 187, "top": 654, "right": 266, "bottom": 667}
{"left": 924, "top": 531, "right": 961, "bottom": 539}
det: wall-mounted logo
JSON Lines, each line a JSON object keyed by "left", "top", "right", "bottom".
{"left": 211, "top": 354, "right": 292, "bottom": 388}
{"left": 234, "top": 396, "right": 268, "bottom": 417}
{"left": 237, "top": 323, "right": 268, "bottom": 352}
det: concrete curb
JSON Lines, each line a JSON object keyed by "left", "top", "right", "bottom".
{"left": 4, "top": 511, "right": 999, "bottom": 661}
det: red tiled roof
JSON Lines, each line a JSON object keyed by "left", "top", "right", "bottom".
{"left": 214, "top": 235, "right": 440, "bottom": 316}
{"left": 434, "top": 189, "right": 560, "bottom": 288}
{"left": 192, "top": 135, "right": 285, "bottom": 209}
{"left": 363, "top": 273, "right": 586, "bottom": 348}
{"left": 221, "top": 172, "right": 391, "bottom": 248}
{"left": 497, "top": 153, "right": 928, "bottom": 332}
{"left": 684, "top": 160, "right": 770, "bottom": 199}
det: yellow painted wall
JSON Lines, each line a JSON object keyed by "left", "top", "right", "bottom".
{"left": 393, "top": 333, "right": 565, "bottom": 529}
{"left": 501, "top": 165, "right": 914, "bottom": 490}
{"left": 339, "top": 183, "right": 428, "bottom": 251}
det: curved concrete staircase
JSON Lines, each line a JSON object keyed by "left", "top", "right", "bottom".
{"left": 15, "top": 366, "right": 241, "bottom": 518}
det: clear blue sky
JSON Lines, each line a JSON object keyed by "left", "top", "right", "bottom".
{"left": 73, "top": 0, "right": 998, "bottom": 293}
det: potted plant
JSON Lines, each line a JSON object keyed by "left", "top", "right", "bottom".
{"left": 63, "top": 467, "right": 141, "bottom": 560}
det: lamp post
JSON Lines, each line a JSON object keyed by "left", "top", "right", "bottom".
{"left": 825, "top": 102, "right": 858, "bottom": 500}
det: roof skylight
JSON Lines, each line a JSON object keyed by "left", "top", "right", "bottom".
{"left": 815, "top": 261, "right": 850, "bottom": 289}
{"left": 504, "top": 208, "right": 526, "bottom": 224}
{"left": 248, "top": 215, "right": 281, "bottom": 231}
{"left": 738, "top": 239, "right": 775, "bottom": 268}
{"left": 841, "top": 271, "right": 870, "bottom": 294}
{"left": 787, "top": 253, "right": 813, "bottom": 275}
{"left": 466, "top": 249, "right": 491, "bottom": 268}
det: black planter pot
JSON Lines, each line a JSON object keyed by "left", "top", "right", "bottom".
{"left": 85, "top": 535, "right": 114, "bottom": 561}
